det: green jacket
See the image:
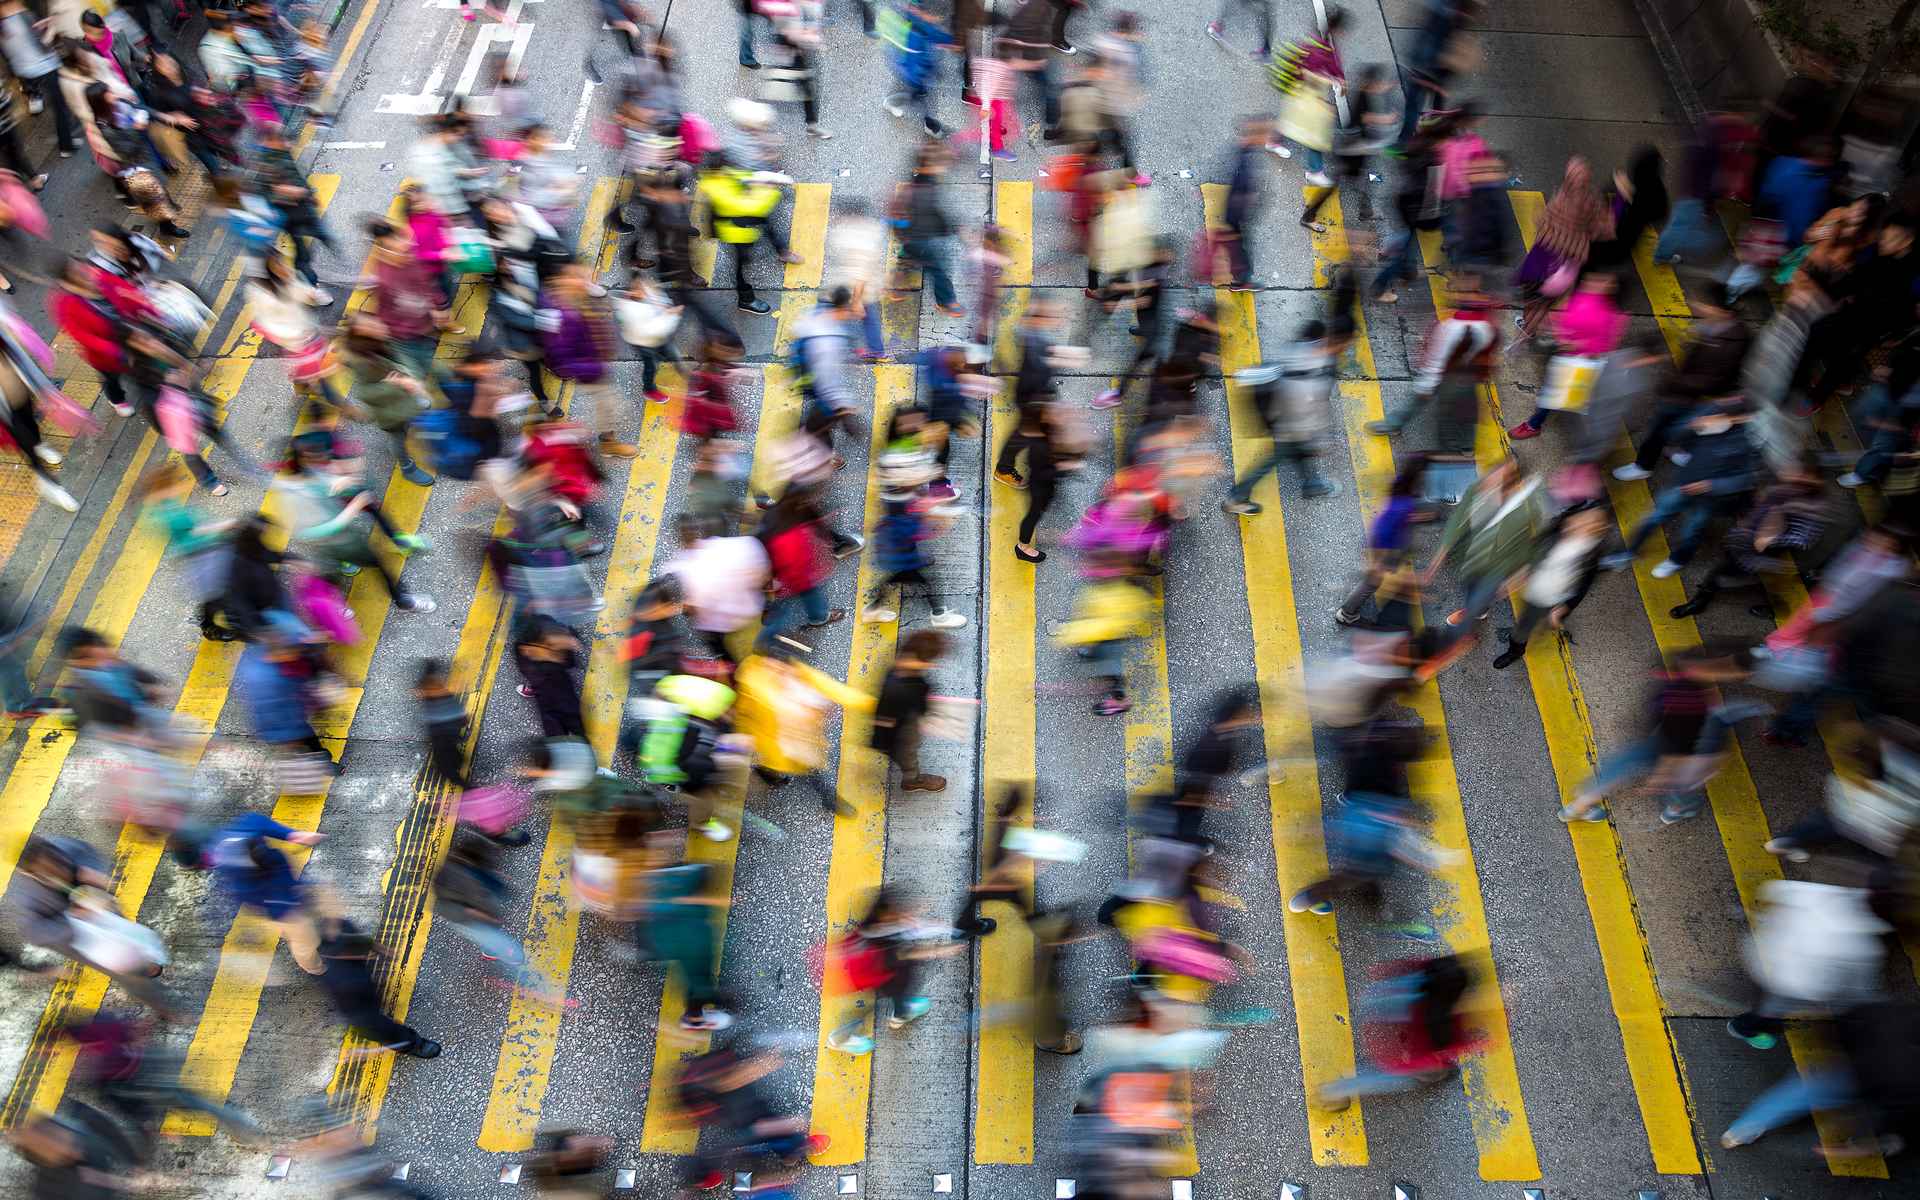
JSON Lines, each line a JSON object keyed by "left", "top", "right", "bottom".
{"left": 1437, "top": 476, "right": 1545, "bottom": 585}
{"left": 342, "top": 345, "right": 420, "bottom": 432}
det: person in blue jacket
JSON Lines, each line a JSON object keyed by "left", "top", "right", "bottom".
{"left": 209, "top": 812, "right": 329, "bottom": 975}
{"left": 883, "top": 2, "right": 955, "bottom": 137}
{"left": 1729, "top": 136, "right": 1844, "bottom": 302}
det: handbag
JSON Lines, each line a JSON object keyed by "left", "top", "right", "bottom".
{"left": 0, "top": 170, "right": 47, "bottom": 239}
{"left": 459, "top": 782, "right": 532, "bottom": 835}
{"left": 1135, "top": 926, "right": 1238, "bottom": 984}
{"left": 447, "top": 227, "right": 495, "bottom": 275}
{"left": 37, "top": 386, "right": 102, "bottom": 437}
{"left": 824, "top": 934, "right": 893, "bottom": 994}
{"left": 1537, "top": 354, "right": 1603, "bottom": 411}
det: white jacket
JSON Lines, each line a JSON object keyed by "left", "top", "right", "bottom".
{"left": 1745, "top": 880, "right": 1890, "bottom": 1008}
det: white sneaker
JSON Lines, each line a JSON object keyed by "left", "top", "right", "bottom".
{"left": 1837, "top": 471, "right": 1867, "bottom": 489}
{"left": 1265, "top": 141, "right": 1292, "bottom": 158}
{"left": 27, "top": 95, "right": 42, "bottom": 115}
{"left": 111, "top": 402, "right": 135, "bottom": 417}
{"left": 884, "top": 98, "right": 905, "bottom": 118}
{"left": 1650, "top": 559, "right": 1682, "bottom": 579}
{"left": 929, "top": 609, "right": 967, "bottom": 629}
{"left": 34, "top": 476, "right": 77, "bottom": 511}
{"left": 1612, "top": 463, "right": 1653, "bottom": 481}
{"left": 399, "top": 593, "right": 438, "bottom": 613}
{"left": 1669, "top": 451, "right": 1692, "bottom": 466}
{"left": 861, "top": 606, "right": 898, "bottom": 624}
{"left": 1304, "top": 171, "right": 1333, "bottom": 187}
{"left": 33, "top": 444, "right": 61, "bottom": 465}
{"left": 698, "top": 819, "right": 734, "bottom": 842}
{"left": 806, "top": 123, "right": 834, "bottom": 139}
{"left": 311, "top": 288, "right": 336, "bottom": 306}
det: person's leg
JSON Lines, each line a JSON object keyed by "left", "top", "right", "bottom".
{"left": 271, "top": 911, "right": 326, "bottom": 974}
{"left": 34, "top": 73, "right": 78, "bottom": 152}
{"left": 732, "top": 241, "right": 756, "bottom": 306}
{"left": 859, "top": 300, "right": 884, "bottom": 357}
{"left": 1623, "top": 487, "right": 1690, "bottom": 556}
{"left": 1337, "top": 551, "right": 1394, "bottom": 620}
{"left": 1305, "top": 147, "right": 1325, "bottom": 175}
{"left": 636, "top": 345, "right": 660, "bottom": 395}
{"left": 1568, "top": 735, "right": 1664, "bottom": 812}
{"left": 1723, "top": 1067, "right": 1857, "bottom": 1145}
{"left": 1370, "top": 232, "right": 1415, "bottom": 298}
{"left": 994, "top": 429, "right": 1029, "bottom": 477}
{"left": 1667, "top": 495, "right": 1724, "bottom": 565}
{"left": 1727, "top": 260, "right": 1766, "bottom": 301}
{"left": 739, "top": 7, "right": 760, "bottom": 65}
{"left": 386, "top": 428, "right": 430, "bottom": 484}
{"left": 1228, "top": 439, "right": 1281, "bottom": 503}
{"left": 1653, "top": 196, "right": 1705, "bottom": 261}
{"left": 1524, "top": 407, "right": 1554, "bottom": 432}
{"left": 1018, "top": 474, "right": 1056, "bottom": 544}
{"left": 180, "top": 451, "right": 219, "bottom": 488}
{"left": 429, "top": 728, "right": 469, "bottom": 789}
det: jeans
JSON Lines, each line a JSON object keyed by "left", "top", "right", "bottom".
{"left": 857, "top": 301, "right": 884, "bottom": 356}
{"left": 901, "top": 238, "right": 957, "bottom": 308}
{"left": 739, "top": 8, "right": 766, "bottom": 62}
{"left": 386, "top": 428, "right": 422, "bottom": 474}
{"left": 443, "top": 914, "right": 562, "bottom": 996}
{"left": 0, "top": 640, "right": 29, "bottom": 712}
{"left": 1633, "top": 403, "right": 1696, "bottom": 470}
{"left": 1017, "top": 61, "right": 1060, "bottom": 129}
{"left": 756, "top": 583, "right": 830, "bottom": 649}
{"left": 1573, "top": 734, "right": 1664, "bottom": 806}
{"left": 1371, "top": 231, "right": 1417, "bottom": 297}
{"left": 1230, "top": 438, "right": 1327, "bottom": 499}
{"left": 1624, "top": 487, "right": 1743, "bottom": 566}
{"left": 392, "top": 337, "right": 441, "bottom": 385}
{"left": 1524, "top": 407, "right": 1557, "bottom": 431}
{"left": 1851, "top": 386, "right": 1910, "bottom": 481}
{"left": 636, "top": 343, "right": 679, "bottom": 394}
{"left": 1653, "top": 196, "right": 1712, "bottom": 261}
{"left": 1724, "top": 1065, "right": 1859, "bottom": 1145}
{"left": 1727, "top": 259, "right": 1768, "bottom": 300}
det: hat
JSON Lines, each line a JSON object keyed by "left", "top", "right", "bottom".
{"left": 726, "top": 98, "right": 773, "bottom": 129}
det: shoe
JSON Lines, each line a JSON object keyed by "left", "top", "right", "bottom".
{"left": 741, "top": 56, "right": 761, "bottom": 69}
{"left": 1612, "top": 463, "right": 1652, "bottom": 481}
{"left": 990, "top": 148, "right": 1018, "bottom": 162}
{"left": 889, "top": 997, "right": 931, "bottom": 1028}
{"left": 806, "top": 123, "right": 834, "bottom": 139}
{"left": 1287, "top": 891, "right": 1332, "bottom": 915}
{"left": 1333, "top": 607, "right": 1360, "bottom": 626}
{"left": 1051, "top": 41, "right": 1075, "bottom": 53}
{"left": 410, "top": 1040, "right": 443, "bottom": 1058}
{"left": 32, "top": 444, "right": 60, "bottom": 465}
{"left": 1226, "top": 282, "right": 1259, "bottom": 292}
{"left": 33, "top": 476, "right": 77, "bottom": 512}
{"left": 697, "top": 819, "right": 734, "bottom": 842}
{"left": 208, "top": 482, "right": 229, "bottom": 496}
{"left": 1654, "top": 254, "right": 1682, "bottom": 266}
{"left": 1363, "top": 419, "right": 1399, "bottom": 436}
{"left": 833, "top": 533, "right": 865, "bottom": 559}
{"left": 1669, "top": 451, "right": 1692, "bottom": 466}
{"left": 1659, "top": 803, "right": 1700, "bottom": 825}
{"left": 491, "top": 827, "right": 533, "bottom": 847}
{"left": 26, "top": 96, "right": 41, "bottom": 115}
{"left": 1508, "top": 421, "right": 1540, "bottom": 440}
{"left": 28, "top": 174, "right": 44, "bottom": 191}
{"left": 339, "top": 562, "right": 361, "bottom": 576}
{"left": 901, "top": 774, "right": 947, "bottom": 793}
{"left": 884, "top": 98, "right": 905, "bottom": 117}
{"left": 1374, "top": 289, "right": 1398, "bottom": 303}
{"left": 1206, "top": 20, "right": 1225, "bottom": 41}
{"left": 1094, "top": 697, "right": 1133, "bottom": 715}
{"left": 393, "top": 532, "right": 434, "bottom": 557}
{"left": 936, "top": 302, "right": 966, "bottom": 317}
{"left": 1558, "top": 803, "right": 1607, "bottom": 823}
{"left": 518, "top": 684, "right": 535, "bottom": 698}
{"left": 1792, "top": 398, "right": 1821, "bottom": 419}
{"left": 1650, "top": 559, "right": 1682, "bottom": 579}
{"left": 645, "top": 389, "right": 669, "bottom": 403}
{"left": 739, "top": 298, "right": 772, "bottom": 314}
{"left": 826, "top": 795, "right": 857, "bottom": 818}
{"left": 860, "top": 606, "right": 898, "bottom": 624}
{"left": 1670, "top": 596, "right": 1714, "bottom": 618}
{"left": 400, "top": 462, "right": 435, "bottom": 486}
{"left": 1014, "top": 546, "right": 1046, "bottom": 563}
{"left": 1304, "top": 171, "right": 1333, "bottom": 187}
{"left": 832, "top": 1034, "right": 876, "bottom": 1056}
{"left": 598, "top": 435, "right": 639, "bottom": 457}
{"left": 312, "top": 288, "right": 336, "bottom": 306}
{"left": 1302, "top": 479, "right": 1340, "bottom": 498}
{"left": 952, "top": 917, "right": 996, "bottom": 940}
{"left": 58, "top": 147, "right": 75, "bottom": 158}
{"left": 1037, "top": 1032, "right": 1084, "bottom": 1054}
{"left": 777, "top": 250, "right": 805, "bottom": 265}
{"left": 398, "top": 594, "right": 437, "bottom": 613}
{"left": 1222, "top": 498, "right": 1261, "bottom": 515}
{"left": 1838, "top": 471, "right": 1868, "bottom": 488}
{"left": 924, "top": 120, "right": 943, "bottom": 138}
{"left": 1764, "top": 838, "right": 1811, "bottom": 864}
{"left": 157, "top": 222, "right": 192, "bottom": 240}
{"left": 1446, "top": 608, "right": 1471, "bottom": 627}
{"left": 1600, "top": 552, "right": 1635, "bottom": 572}
{"left": 1726, "top": 1020, "right": 1777, "bottom": 1050}
{"left": 1762, "top": 728, "right": 1809, "bottom": 748}
{"left": 1090, "top": 388, "right": 1124, "bottom": 410}
{"left": 1264, "top": 141, "right": 1293, "bottom": 159}
{"left": 1492, "top": 646, "right": 1523, "bottom": 669}
{"left": 993, "top": 469, "right": 1027, "bottom": 490}
{"left": 680, "top": 1011, "right": 735, "bottom": 1032}
{"left": 929, "top": 609, "right": 967, "bottom": 629}
{"left": 462, "top": 5, "right": 475, "bottom": 16}
{"left": 5, "top": 698, "right": 69, "bottom": 720}
{"left": 1720, "top": 1129, "right": 1755, "bottom": 1150}
{"left": 1131, "top": 173, "right": 1151, "bottom": 187}
{"left": 608, "top": 218, "right": 637, "bottom": 235}
{"left": 806, "top": 609, "right": 847, "bottom": 628}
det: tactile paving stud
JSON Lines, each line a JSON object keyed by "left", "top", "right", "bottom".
{"left": 840, "top": 1176, "right": 859, "bottom": 1195}
{"left": 391, "top": 1163, "right": 411, "bottom": 1181}
{"left": 1057, "top": 1181, "right": 1077, "bottom": 1199}
{"left": 1522, "top": 1192, "right": 1541, "bottom": 1200}
{"left": 1637, "top": 1193, "right": 1661, "bottom": 1200}
{"left": 1280, "top": 1184, "right": 1304, "bottom": 1200}
{"left": 266, "top": 1156, "right": 291, "bottom": 1179}
{"left": 1394, "top": 1187, "right": 1419, "bottom": 1200}
{"left": 1172, "top": 1181, "right": 1193, "bottom": 1200}
{"left": 500, "top": 1165, "right": 522, "bottom": 1185}
{"left": 615, "top": 1169, "right": 636, "bottom": 1189}
{"left": 933, "top": 1174, "right": 953, "bottom": 1194}
{"left": 734, "top": 1172, "right": 753, "bottom": 1193}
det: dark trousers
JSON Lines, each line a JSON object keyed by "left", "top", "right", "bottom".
{"left": 1019, "top": 473, "right": 1056, "bottom": 543}
{"left": 24, "top": 71, "right": 77, "bottom": 152}
{"left": 1632, "top": 402, "right": 1697, "bottom": 471}
{"left": 429, "top": 728, "right": 469, "bottom": 790}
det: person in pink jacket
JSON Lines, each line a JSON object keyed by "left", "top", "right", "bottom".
{"left": 1510, "top": 271, "right": 1629, "bottom": 439}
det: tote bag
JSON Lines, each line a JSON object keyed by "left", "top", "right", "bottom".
{"left": 1537, "top": 354, "right": 1603, "bottom": 411}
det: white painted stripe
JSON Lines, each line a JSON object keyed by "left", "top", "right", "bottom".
{"left": 322, "top": 141, "right": 388, "bottom": 149}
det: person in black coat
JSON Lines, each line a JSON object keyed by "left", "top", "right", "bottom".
{"left": 513, "top": 615, "right": 586, "bottom": 739}
{"left": 317, "top": 919, "right": 440, "bottom": 1058}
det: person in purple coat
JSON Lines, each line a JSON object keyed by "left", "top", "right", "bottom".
{"left": 541, "top": 262, "right": 634, "bottom": 457}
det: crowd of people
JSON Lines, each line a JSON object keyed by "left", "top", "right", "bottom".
{"left": 0, "top": 0, "right": 1918, "bottom": 1193}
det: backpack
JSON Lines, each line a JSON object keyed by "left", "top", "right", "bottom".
{"left": 411, "top": 407, "right": 482, "bottom": 480}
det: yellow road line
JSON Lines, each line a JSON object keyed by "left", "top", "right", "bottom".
{"left": 292, "top": 0, "right": 387, "bottom": 158}
{"left": 1200, "top": 183, "right": 1365, "bottom": 1166}
{"left": 1332, "top": 201, "right": 1539, "bottom": 1180}
{"left": 805, "top": 363, "right": 909, "bottom": 1164}
{"left": 1513, "top": 193, "right": 1882, "bottom": 1177}
{"left": 478, "top": 186, "right": 683, "bottom": 1153}
{"left": 974, "top": 180, "right": 1035, "bottom": 1166}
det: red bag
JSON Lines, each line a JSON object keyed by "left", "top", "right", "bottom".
{"left": 481, "top": 137, "right": 524, "bottom": 161}
{"left": 823, "top": 934, "right": 892, "bottom": 994}
{"left": 1189, "top": 228, "right": 1224, "bottom": 285}
{"left": 681, "top": 394, "right": 736, "bottom": 439}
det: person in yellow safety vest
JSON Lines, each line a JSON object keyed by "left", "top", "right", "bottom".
{"left": 696, "top": 163, "right": 800, "bottom": 316}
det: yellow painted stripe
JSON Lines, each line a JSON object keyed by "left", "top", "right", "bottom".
{"left": 974, "top": 180, "right": 1036, "bottom": 1166}
{"left": 806, "top": 364, "right": 910, "bottom": 1163}
{"left": 1202, "top": 183, "right": 1365, "bottom": 1166}
{"left": 1514, "top": 193, "right": 1883, "bottom": 1177}
{"left": 1344, "top": 201, "right": 1538, "bottom": 1180}
{"left": 479, "top": 181, "right": 685, "bottom": 1153}
{"left": 291, "top": 0, "right": 386, "bottom": 157}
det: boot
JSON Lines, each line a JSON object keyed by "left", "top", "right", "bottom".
{"left": 598, "top": 432, "right": 639, "bottom": 457}
{"left": 1669, "top": 585, "right": 1718, "bottom": 619}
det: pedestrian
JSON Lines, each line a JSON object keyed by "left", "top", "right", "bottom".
{"left": 1264, "top": 7, "right": 1346, "bottom": 188}
{"left": 1222, "top": 318, "right": 1345, "bottom": 511}
{"left": 1654, "top": 107, "right": 1763, "bottom": 266}
{"left": 9, "top": 1107, "right": 141, "bottom": 1200}
{"left": 1728, "top": 135, "right": 1843, "bottom": 304}
{"left": 1511, "top": 156, "right": 1611, "bottom": 346}
{"left": 209, "top": 812, "right": 330, "bottom": 974}
{"left": 270, "top": 429, "right": 437, "bottom": 612}
{"left": 367, "top": 216, "right": 454, "bottom": 384}
{"left": 1588, "top": 146, "right": 1668, "bottom": 271}
{"left": 337, "top": 314, "right": 434, "bottom": 487}
{"left": 10, "top": 836, "right": 186, "bottom": 1020}
{"left": 542, "top": 261, "right": 634, "bottom": 457}
{"left": 1417, "top": 456, "right": 1546, "bottom": 677}
{"left": 995, "top": 0, "right": 1062, "bottom": 137}
{"left": 1493, "top": 504, "right": 1607, "bottom": 669}
{"left": 872, "top": 628, "right": 950, "bottom": 792}
{"left": 1802, "top": 212, "right": 1920, "bottom": 415}
{"left": 433, "top": 834, "right": 574, "bottom": 1006}
{"left": 0, "top": 0, "right": 77, "bottom": 158}
{"left": 1317, "top": 954, "right": 1485, "bottom": 1107}
{"left": 1394, "top": 0, "right": 1479, "bottom": 146}
{"left": 824, "top": 197, "right": 890, "bottom": 361}
{"left": 1371, "top": 110, "right": 1451, "bottom": 303}
{"left": 1669, "top": 453, "right": 1835, "bottom": 619}
{"left": 318, "top": 919, "right": 441, "bottom": 1059}
{"left": 894, "top": 141, "right": 964, "bottom": 317}
{"left": 1365, "top": 274, "right": 1497, "bottom": 450}
{"left": 698, "top": 127, "right": 795, "bottom": 316}
{"left": 637, "top": 831, "right": 733, "bottom": 1030}
{"left": 614, "top": 271, "right": 682, "bottom": 403}
{"left": 1055, "top": 569, "right": 1153, "bottom": 714}
{"left": 513, "top": 615, "right": 586, "bottom": 739}
{"left": 62, "top": 1014, "right": 273, "bottom": 1151}
{"left": 142, "top": 53, "right": 228, "bottom": 180}
{"left": 1557, "top": 643, "right": 1757, "bottom": 823}
{"left": 824, "top": 887, "right": 955, "bottom": 1053}
{"left": 1724, "top": 880, "right": 1887, "bottom": 1054}
{"left": 1216, "top": 115, "right": 1270, "bottom": 291}
{"left": 407, "top": 115, "right": 483, "bottom": 223}
{"left": 668, "top": 512, "right": 771, "bottom": 670}
{"left": 1602, "top": 393, "right": 1757, "bottom": 580}
{"left": 755, "top": 489, "right": 846, "bottom": 649}
{"left": 1335, "top": 453, "right": 1430, "bottom": 624}
{"left": 733, "top": 649, "right": 868, "bottom": 816}
{"left": 1206, "top": 0, "right": 1272, "bottom": 57}
{"left": 1611, "top": 282, "right": 1750, "bottom": 480}
{"left": 247, "top": 254, "right": 342, "bottom": 406}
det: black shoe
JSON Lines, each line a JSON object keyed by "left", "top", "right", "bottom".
{"left": 1492, "top": 647, "right": 1522, "bottom": 670}
{"left": 1749, "top": 604, "right": 1776, "bottom": 619}
{"left": 1015, "top": 545, "right": 1046, "bottom": 563}
{"left": 757, "top": 767, "right": 791, "bottom": 788}
{"left": 952, "top": 917, "right": 997, "bottom": 941}
{"left": 740, "top": 56, "right": 761, "bottom": 69}
{"left": 157, "top": 222, "right": 191, "bottom": 240}
{"left": 608, "top": 219, "right": 636, "bottom": 235}
{"left": 489, "top": 827, "right": 533, "bottom": 847}
{"left": 739, "top": 298, "right": 772, "bottom": 315}
{"left": 410, "top": 1040, "right": 442, "bottom": 1059}
{"left": 583, "top": 60, "right": 603, "bottom": 84}
{"left": 1670, "top": 597, "right": 1713, "bottom": 619}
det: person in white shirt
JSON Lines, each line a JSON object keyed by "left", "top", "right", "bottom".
{"left": 822, "top": 197, "right": 889, "bottom": 360}
{"left": 1494, "top": 504, "right": 1606, "bottom": 670}
{"left": 667, "top": 513, "right": 770, "bottom": 667}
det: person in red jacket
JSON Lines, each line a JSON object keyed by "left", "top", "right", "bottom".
{"left": 755, "top": 489, "right": 844, "bottom": 650}
{"left": 48, "top": 259, "right": 138, "bottom": 417}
